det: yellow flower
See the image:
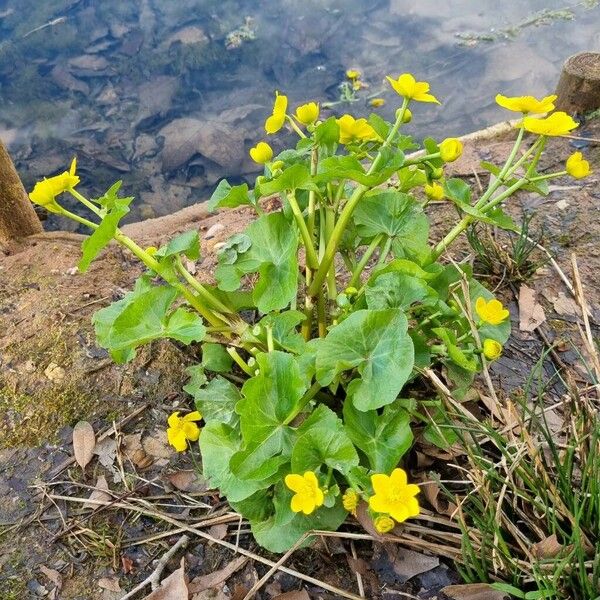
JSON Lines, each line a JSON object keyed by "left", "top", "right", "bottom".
{"left": 336, "top": 114, "right": 380, "bottom": 145}
{"left": 368, "top": 468, "right": 420, "bottom": 523}
{"left": 352, "top": 79, "right": 366, "bottom": 91}
{"left": 346, "top": 69, "right": 361, "bottom": 80}
{"left": 369, "top": 98, "right": 386, "bottom": 108}
{"left": 249, "top": 141, "right": 273, "bottom": 164}
{"left": 439, "top": 138, "right": 463, "bottom": 163}
{"left": 373, "top": 515, "right": 396, "bottom": 534}
{"left": 386, "top": 73, "right": 440, "bottom": 104}
{"left": 342, "top": 489, "right": 359, "bottom": 514}
{"left": 483, "top": 339, "right": 503, "bottom": 360}
{"left": 566, "top": 151, "right": 591, "bottom": 179}
{"left": 495, "top": 94, "right": 557, "bottom": 114}
{"left": 166, "top": 411, "right": 202, "bottom": 452}
{"left": 265, "top": 91, "right": 288, "bottom": 134}
{"left": 29, "top": 157, "right": 79, "bottom": 208}
{"left": 522, "top": 112, "right": 578, "bottom": 136}
{"left": 285, "top": 471, "right": 324, "bottom": 515}
{"left": 475, "top": 297, "right": 509, "bottom": 326}
{"left": 424, "top": 182, "right": 444, "bottom": 201}
{"left": 295, "top": 102, "right": 320, "bottom": 125}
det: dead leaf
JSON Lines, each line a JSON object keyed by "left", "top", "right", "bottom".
{"left": 142, "top": 431, "right": 174, "bottom": 460}
{"left": 552, "top": 292, "right": 579, "bottom": 317}
{"left": 98, "top": 577, "right": 122, "bottom": 592}
{"left": 533, "top": 533, "right": 563, "bottom": 558}
{"left": 39, "top": 565, "right": 62, "bottom": 591}
{"left": 188, "top": 556, "right": 248, "bottom": 593}
{"left": 273, "top": 591, "right": 311, "bottom": 600}
{"left": 121, "top": 555, "right": 135, "bottom": 574}
{"left": 207, "top": 523, "right": 228, "bottom": 540}
{"left": 84, "top": 475, "right": 112, "bottom": 509}
{"left": 191, "top": 589, "right": 231, "bottom": 600}
{"left": 420, "top": 477, "right": 457, "bottom": 516}
{"left": 519, "top": 285, "right": 545, "bottom": 332}
{"left": 384, "top": 544, "right": 439, "bottom": 583}
{"left": 73, "top": 421, "right": 96, "bottom": 470}
{"left": 166, "top": 470, "right": 207, "bottom": 493}
{"left": 94, "top": 437, "right": 117, "bottom": 469}
{"left": 143, "top": 558, "right": 188, "bottom": 600}
{"left": 441, "top": 583, "right": 509, "bottom": 599}
{"left": 355, "top": 501, "right": 386, "bottom": 539}
{"left": 123, "top": 433, "right": 154, "bottom": 469}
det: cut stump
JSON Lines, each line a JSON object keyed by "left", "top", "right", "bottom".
{"left": 0, "top": 138, "right": 42, "bottom": 244}
{"left": 555, "top": 51, "right": 600, "bottom": 114}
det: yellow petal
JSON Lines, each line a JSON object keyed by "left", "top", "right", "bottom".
{"left": 290, "top": 493, "right": 304, "bottom": 513}
{"left": 314, "top": 486, "right": 324, "bottom": 508}
{"left": 285, "top": 474, "right": 306, "bottom": 493}
{"left": 405, "top": 483, "right": 421, "bottom": 497}
{"left": 405, "top": 497, "right": 421, "bottom": 517}
{"left": 390, "top": 468, "right": 408, "bottom": 488}
{"left": 182, "top": 421, "right": 200, "bottom": 442}
{"left": 167, "top": 412, "right": 181, "bottom": 428}
{"left": 167, "top": 428, "right": 188, "bottom": 452}
{"left": 369, "top": 494, "right": 390, "bottom": 514}
{"left": 182, "top": 411, "right": 202, "bottom": 422}
{"left": 371, "top": 473, "right": 390, "bottom": 496}
{"left": 390, "top": 504, "right": 410, "bottom": 523}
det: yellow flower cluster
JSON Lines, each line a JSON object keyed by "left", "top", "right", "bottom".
{"left": 29, "top": 158, "right": 79, "bottom": 209}
{"left": 475, "top": 297, "right": 509, "bottom": 325}
{"left": 166, "top": 411, "right": 202, "bottom": 452}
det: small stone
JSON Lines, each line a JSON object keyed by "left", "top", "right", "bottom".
{"left": 44, "top": 363, "right": 66, "bottom": 383}
{"left": 204, "top": 223, "right": 225, "bottom": 240}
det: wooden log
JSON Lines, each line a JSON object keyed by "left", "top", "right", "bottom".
{"left": 0, "top": 138, "right": 43, "bottom": 243}
{"left": 555, "top": 51, "right": 600, "bottom": 114}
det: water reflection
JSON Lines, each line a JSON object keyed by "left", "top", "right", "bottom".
{"left": 0, "top": 0, "right": 598, "bottom": 226}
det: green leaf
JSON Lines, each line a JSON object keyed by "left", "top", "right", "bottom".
{"left": 216, "top": 212, "right": 299, "bottom": 313}
{"left": 93, "top": 281, "right": 205, "bottom": 362}
{"left": 229, "top": 489, "right": 273, "bottom": 523}
{"left": 490, "top": 583, "right": 526, "bottom": 598}
{"left": 353, "top": 191, "right": 430, "bottom": 261}
{"left": 365, "top": 272, "right": 437, "bottom": 310}
{"left": 444, "top": 178, "right": 471, "bottom": 205}
{"left": 201, "top": 342, "right": 233, "bottom": 373}
{"left": 397, "top": 166, "right": 427, "bottom": 192}
{"left": 199, "top": 422, "right": 262, "bottom": 502}
{"left": 249, "top": 311, "right": 306, "bottom": 354}
{"left": 432, "top": 326, "right": 479, "bottom": 372}
{"left": 230, "top": 351, "right": 307, "bottom": 480}
{"left": 315, "top": 309, "right": 414, "bottom": 411}
{"left": 79, "top": 203, "right": 129, "bottom": 272}
{"left": 257, "top": 163, "right": 318, "bottom": 195}
{"left": 93, "top": 181, "right": 134, "bottom": 210}
{"left": 422, "top": 409, "right": 459, "bottom": 449}
{"left": 291, "top": 405, "right": 359, "bottom": 475}
{"left": 343, "top": 401, "right": 413, "bottom": 472}
{"left": 314, "top": 117, "right": 339, "bottom": 155}
{"left": 182, "top": 364, "right": 208, "bottom": 397}
{"left": 155, "top": 230, "right": 200, "bottom": 260}
{"left": 192, "top": 375, "right": 241, "bottom": 427}
{"left": 208, "top": 180, "right": 252, "bottom": 211}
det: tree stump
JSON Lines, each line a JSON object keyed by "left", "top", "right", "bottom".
{"left": 555, "top": 51, "right": 600, "bottom": 114}
{"left": 0, "top": 138, "right": 42, "bottom": 244}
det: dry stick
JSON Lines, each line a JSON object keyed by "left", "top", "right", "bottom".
{"left": 350, "top": 540, "right": 366, "bottom": 598}
{"left": 241, "top": 532, "right": 310, "bottom": 600}
{"left": 47, "top": 494, "right": 363, "bottom": 600}
{"left": 571, "top": 253, "right": 600, "bottom": 391}
{"left": 119, "top": 535, "right": 190, "bottom": 600}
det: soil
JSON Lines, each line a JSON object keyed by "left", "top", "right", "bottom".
{"left": 0, "top": 115, "right": 599, "bottom": 599}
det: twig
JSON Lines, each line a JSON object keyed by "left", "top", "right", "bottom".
{"left": 120, "top": 535, "right": 190, "bottom": 599}
{"left": 350, "top": 540, "right": 365, "bottom": 598}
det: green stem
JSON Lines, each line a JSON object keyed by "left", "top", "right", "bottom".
{"left": 348, "top": 233, "right": 383, "bottom": 288}
{"left": 306, "top": 147, "right": 319, "bottom": 241}
{"left": 284, "top": 381, "right": 322, "bottom": 425}
{"left": 528, "top": 170, "right": 567, "bottom": 182}
{"left": 308, "top": 98, "right": 409, "bottom": 297}
{"left": 403, "top": 152, "right": 441, "bottom": 166}
{"left": 69, "top": 188, "right": 103, "bottom": 216}
{"left": 60, "top": 208, "right": 100, "bottom": 230}
{"left": 376, "top": 236, "right": 393, "bottom": 266}
{"left": 287, "top": 191, "right": 319, "bottom": 269}
{"left": 286, "top": 115, "right": 307, "bottom": 138}
{"left": 317, "top": 289, "right": 327, "bottom": 338}
{"left": 325, "top": 208, "right": 337, "bottom": 299}
{"left": 227, "top": 347, "right": 254, "bottom": 376}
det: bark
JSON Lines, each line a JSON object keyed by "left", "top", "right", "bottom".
{"left": 0, "top": 138, "right": 43, "bottom": 243}
{"left": 555, "top": 52, "right": 600, "bottom": 115}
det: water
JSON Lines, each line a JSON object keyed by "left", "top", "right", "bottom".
{"left": 0, "top": 0, "right": 599, "bottom": 227}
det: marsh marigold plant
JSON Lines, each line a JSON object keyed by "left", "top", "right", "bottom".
{"left": 29, "top": 72, "right": 592, "bottom": 552}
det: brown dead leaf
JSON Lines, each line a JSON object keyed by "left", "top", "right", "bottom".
{"left": 420, "top": 477, "right": 457, "bottom": 516}
{"left": 144, "top": 558, "right": 188, "bottom": 599}
{"left": 273, "top": 591, "right": 311, "bottom": 600}
{"left": 441, "top": 583, "right": 509, "bottom": 599}
{"left": 166, "top": 470, "right": 207, "bottom": 493}
{"left": 98, "top": 577, "right": 122, "bottom": 592}
{"left": 207, "top": 523, "right": 228, "bottom": 540}
{"left": 143, "top": 431, "right": 174, "bottom": 459}
{"left": 39, "top": 565, "right": 62, "bottom": 591}
{"left": 121, "top": 555, "right": 135, "bottom": 574}
{"left": 84, "top": 475, "right": 112, "bottom": 509}
{"left": 533, "top": 533, "right": 563, "bottom": 558}
{"left": 355, "top": 500, "right": 386, "bottom": 539}
{"left": 188, "top": 556, "right": 248, "bottom": 593}
{"left": 552, "top": 291, "right": 579, "bottom": 317}
{"left": 519, "top": 285, "right": 546, "bottom": 332}
{"left": 385, "top": 544, "right": 439, "bottom": 582}
{"left": 73, "top": 421, "right": 96, "bottom": 471}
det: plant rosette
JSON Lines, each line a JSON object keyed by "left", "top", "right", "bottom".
{"left": 29, "top": 76, "right": 590, "bottom": 552}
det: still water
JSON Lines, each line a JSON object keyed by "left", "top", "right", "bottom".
{"left": 1, "top": 0, "right": 599, "bottom": 226}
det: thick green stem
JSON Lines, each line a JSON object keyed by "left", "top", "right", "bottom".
{"left": 288, "top": 191, "right": 319, "bottom": 269}
{"left": 348, "top": 233, "right": 383, "bottom": 288}
{"left": 308, "top": 98, "right": 410, "bottom": 297}
{"left": 60, "top": 208, "right": 100, "bottom": 230}
{"left": 283, "top": 381, "right": 322, "bottom": 425}
{"left": 325, "top": 207, "right": 337, "bottom": 299}
{"left": 70, "top": 188, "right": 103, "bottom": 217}
{"left": 227, "top": 347, "right": 254, "bottom": 376}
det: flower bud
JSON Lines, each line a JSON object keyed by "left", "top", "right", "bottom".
{"left": 439, "top": 137, "right": 463, "bottom": 162}
{"left": 430, "top": 166, "right": 444, "bottom": 180}
{"left": 396, "top": 107, "right": 412, "bottom": 123}
{"left": 483, "top": 339, "right": 502, "bottom": 361}
{"left": 249, "top": 141, "right": 273, "bottom": 164}
{"left": 424, "top": 182, "right": 444, "bottom": 201}
{"left": 373, "top": 515, "right": 395, "bottom": 533}
{"left": 295, "top": 102, "right": 320, "bottom": 125}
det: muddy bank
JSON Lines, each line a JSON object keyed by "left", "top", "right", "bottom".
{"left": 1, "top": 116, "right": 599, "bottom": 598}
